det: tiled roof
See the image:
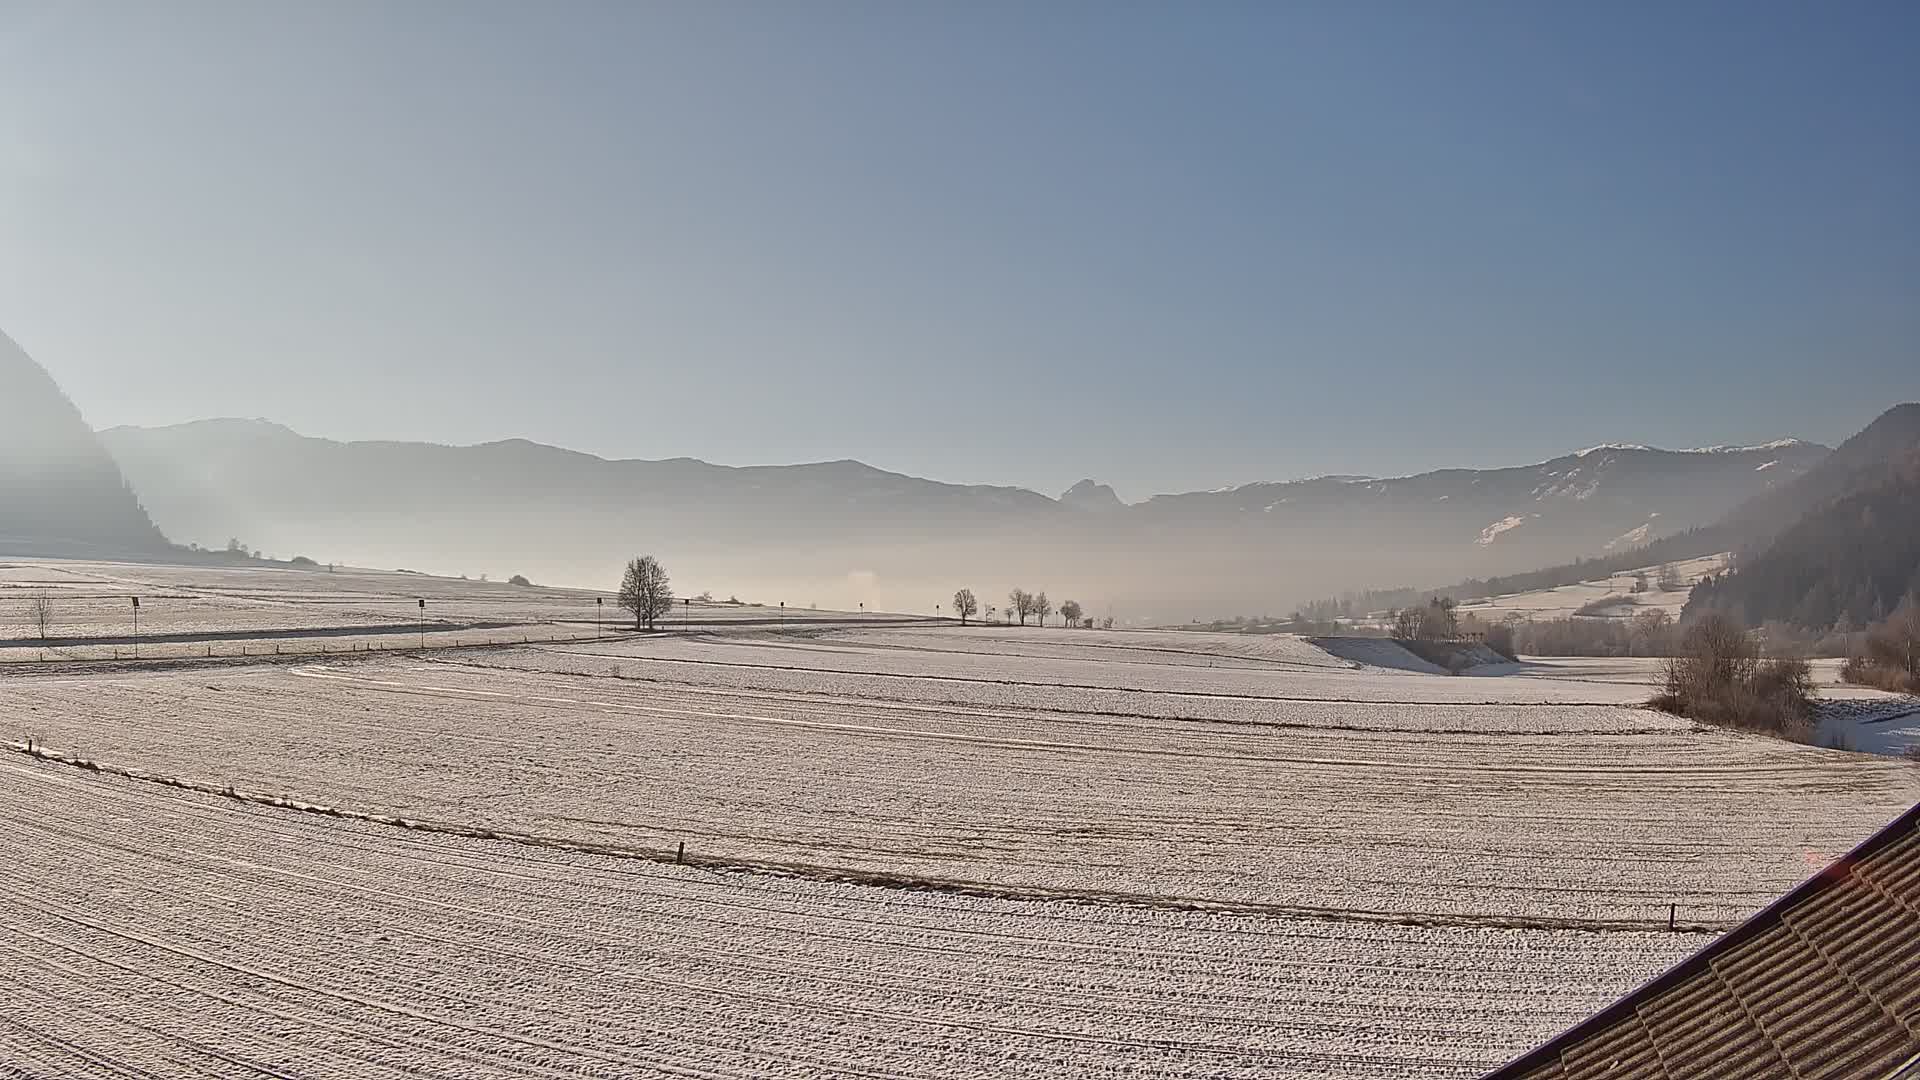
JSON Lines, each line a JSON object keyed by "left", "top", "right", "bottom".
{"left": 1486, "top": 803, "right": 1920, "bottom": 1080}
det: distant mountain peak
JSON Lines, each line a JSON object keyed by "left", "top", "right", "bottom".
{"left": 1060, "top": 478, "right": 1125, "bottom": 511}
{"left": 1573, "top": 438, "right": 1813, "bottom": 458}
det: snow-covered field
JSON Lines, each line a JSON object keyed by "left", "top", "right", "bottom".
{"left": 0, "top": 558, "right": 922, "bottom": 660}
{"left": 3, "top": 565, "right": 1917, "bottom": 1078}
{"left": 0, "top": 753, "right": 1701, "bottom": 1079}
{"left": 1456, "top": 552, "right": 1731, "bottom": 622}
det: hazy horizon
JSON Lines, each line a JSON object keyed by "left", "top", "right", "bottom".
{"left": 92, "top": 410, "right": 1852, "bottom": 503}
{"left": 4, "top": 2, "right": 1915, "bottom": 497}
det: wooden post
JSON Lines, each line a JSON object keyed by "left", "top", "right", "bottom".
{"left": 1669, "top": 903, "right": 1676, "bottom": 931}
{"left": 676, "top": 841, "right": 685, "bottom": 865}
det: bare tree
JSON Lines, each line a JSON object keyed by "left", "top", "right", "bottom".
{"left": 29, "top": 593, "right": 53, "bottom": 640}
{"left": 1865, "top": 595, "right": 1920, "bottom": 682}
{"left": 1059, "top": 600, "right": 1083, "bottom": 627}
{"left": 1008, "top": 588, "right": 1033, "bottom": 626}
{"left": 1662, "top": 613, "right": 1757, "bottom": 706}
{"left": 952, "top": 588, "right": 979, "bottom": 625}
{"left": 1656, "top": 613, "right": 1812, "bottom": 735}
{"left": 1391, "top": 607, "right": 1423, "bottom": 640}
{"left": 1656, "top": 564, "right": 1684, "bottom": 592}
{"left": 618, "top": 555, "right": 674, "bottom": 630}
{"left": 1629, "top": 609, "right": 1675, "bottom": 656}
{"left": 1033, "top": 592, "right": 1053, "bottom": 627}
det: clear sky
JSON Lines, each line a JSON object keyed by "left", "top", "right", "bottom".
{"left": 2, "top": 1, "right": 1915, "bottom": 500}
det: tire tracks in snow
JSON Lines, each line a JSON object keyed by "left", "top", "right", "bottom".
{"left": 4, "top": 740, "right": 1735, "bottom": 935}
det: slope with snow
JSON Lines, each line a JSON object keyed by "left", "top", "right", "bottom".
{"left": 1457, "top": 553, "right": 1731, "bottom": 622}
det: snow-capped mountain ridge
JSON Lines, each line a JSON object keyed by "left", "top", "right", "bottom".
{"left": 97, "top": 419, "right": 1832, "bottom": 622}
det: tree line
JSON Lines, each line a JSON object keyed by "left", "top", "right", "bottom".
{"left": 949, "top": 588, "right": 1100, "bottom": 628}
{"left": 615, "top": 557, "right": 1107, "bottom": 632}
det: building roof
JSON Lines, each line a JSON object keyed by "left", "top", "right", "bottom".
{"left": 1485, "top": 802, "right": 1920, "bottom": 1080}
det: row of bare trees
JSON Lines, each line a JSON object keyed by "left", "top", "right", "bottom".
{"left": 1388, "top": 597, "right": 1459, "bottom": 641}
{"left": 949, "top": 588, "right": 1089, "bottom": 627}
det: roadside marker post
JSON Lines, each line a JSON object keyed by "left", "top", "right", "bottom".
{"left": 131, "top": 596, "right": 140, "bottom": 659}
{"left": 418, "top": 598, "right": 426, "bottom": 650}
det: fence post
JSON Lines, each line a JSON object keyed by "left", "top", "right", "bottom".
{"left": 1669, "top": 903, "right": 1676, "bottom": 931}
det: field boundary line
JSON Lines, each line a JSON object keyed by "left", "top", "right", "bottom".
{"left": 425, "top": 654, "right": 1684, "bottom": 736}
{"left": 5, "top": 741, "right": 1735, "bottom": 935}
{"left": 528, "top": 645, "right": 1634, "bottom": 708}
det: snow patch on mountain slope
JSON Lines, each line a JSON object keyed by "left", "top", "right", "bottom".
{"left": 1477, "top": 515, "right": 1532, "bottom": 545}
{"left": 1604, "top": 513, "right": 1661, "bottom": 551}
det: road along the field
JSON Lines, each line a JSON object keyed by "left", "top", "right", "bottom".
{"left": 0, "top": 557, "right": 930, "bottom": 663}
{"left": 0, "top": 753, "right": 1705, "bottom": 1079}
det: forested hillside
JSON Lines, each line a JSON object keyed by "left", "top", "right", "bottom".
{"left": 1685, "top": 452, "right": 1920, "bottom": 630}
{"left": 0, "top": 331, "right": 167, "bottom": 556}
{"left": 1327, "top": 404, "right": 1920, "bottom": 633}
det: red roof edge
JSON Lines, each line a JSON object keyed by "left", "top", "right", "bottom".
{"left": 1481, "top": 801, "right": 1920, "bottom": 1079}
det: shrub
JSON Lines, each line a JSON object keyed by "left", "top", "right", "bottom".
{"left": 1842, "top": 658, "right": 1920, "bottom": 694}
{"left": 1575, "top": 594, "right": 1630, "bottom": 617}
{"left": 507, "top": 574, "right": 532, "bottom": 587}
{"left": 1662, "top": 615, "right": 1757, "bottom": 702}
{"left": 1652, "top": 615, "right": 1814, "bottom": 740}
{"left": 1839, "top": 598, "right": 1920, "bottom": 693}
{"left": 1751, "top": 656, "right": 1814, "bottom": 703}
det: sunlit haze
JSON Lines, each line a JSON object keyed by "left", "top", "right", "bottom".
{"left": 3, "top": 1, "right": 1915, "bottom": 498}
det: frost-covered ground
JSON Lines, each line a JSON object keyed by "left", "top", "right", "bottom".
{"left": 11, "top": 626, "right": 1916, "bottom": 928}
{"left": 4, "top": 592, "right": 1918, "bottom": 1078}
{"left": 0, "top": 558, "right": 922, "bottom": 660}
{"left": 0, "top": 754, "right": 1705, "bottom": 1079}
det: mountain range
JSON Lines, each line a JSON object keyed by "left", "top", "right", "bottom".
{"left": 98, "top": 417, "right": 1827, "bottom": 620}
{"left": 12, "top": 322, "right": 1903, "bottom": 624}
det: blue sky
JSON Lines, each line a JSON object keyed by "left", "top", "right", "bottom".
{"left": 1, "top": 1, "right": 1914, "bottom": 499}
